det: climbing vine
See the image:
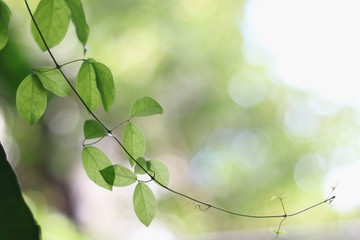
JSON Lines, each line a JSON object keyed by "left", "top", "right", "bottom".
{"left": 0, "top": 0, "right": 335, "bottom": 238}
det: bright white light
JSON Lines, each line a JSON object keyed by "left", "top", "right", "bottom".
{"left": 242, "top": 0, "right": 360, "bottom": 107}
{"left": 242, "top": 0, "right": 360, "bottom": 212}
{"left": 324, "top": 161, "right": 360, "bottom": 212}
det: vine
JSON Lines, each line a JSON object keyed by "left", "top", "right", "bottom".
{"left": 0, "top": 0, "right": 335, "bottom": 238}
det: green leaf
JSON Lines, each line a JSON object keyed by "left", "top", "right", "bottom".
{"left": 82, "top": 146, "right": 113, "bottom": 190}
{"left": 0, "top": 0, "right": 11, "bottom": 51}
{"left": 64, "top": 0, "right": 89, "bottom": 46}
{"left": 133, "top": 183, "right": 156, "bottom": 227}
{"left": 77, "top": 61, "right": 101, "bottom": 111}
{"left": 123, "top": 123, "right": 146, "bottom": 166}
{"left": 83, "top": 120, "right": 107, "bottom": 139}
{"left": 134, "top": 157, "right": 148, "bottom": 175}
{"left": 269, "top": 228, "right": 286, "bottom": 235}
{"left": 131, "top": 97, "right": 163, "bottom": 117}
{"left": 0, "top": 143, "right": 41, "bottom": 239}
{"left": 34, "top": 67, "right": 71, "bottom": 97}
{"left": 31, "top": 0, "right": 71, "bottom": 51}
{"left": 91, "top": 61, "right": 115, "bottom": 112}
{"left": 148, "top": 160, "right": 170, "bottom": 187}
{"left": 100, "top": 165, "right": 137, "bottom": 187}
{"left": 16, "top": 74, "right": 47, "bottom": 125}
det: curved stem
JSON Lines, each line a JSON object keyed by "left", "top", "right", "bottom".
{"left": 25, "top": 0, "right": 335, "bottom": 221}
{"left": 24, "top": 0, "right": 109, "bottom": 132}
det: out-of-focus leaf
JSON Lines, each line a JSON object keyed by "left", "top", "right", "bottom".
{"left": 123, "top": 123, "right": 146, "bottom": 166}
{"left": 0, "top": 142, "right": 41, "bottom": 239}
{"left": 77, "top": 61, "right": 101, "bottom": 111}
{"left": 64, "top": 0, "right": 89, "bottom": 46}
{"left": 0, "top": 1, "right": 11, "bottom": 50}
{"left": 16, "top": 74, "right": 47, "bottom": 125}
{"left": 133, "top": 183, "right": 156, "bottom": 227}
{"left": 82, "top": 146, "right": 113, "bottom": 190}
{"left": 31, "top": 0, "right": 70, "bottom": 51}
{"left": 131, "top": 97, "right": 163, "bottom": 117}
{"left": 34, "top": 67, "right": 71, "bottom": 96}
{"left": 148, "top": 160, "right": 170, "bottom": 187}
{"left": 134, "top": 157, "right": 148, "bottom": 175}
{"left": 100, "top": 165, "right": 137, "bottom": 187}
{"left": 91, "top": 61, "right": 115, "bottom": 112}
{"left": 83, "top": 119, "right": 107, "bottom": 139}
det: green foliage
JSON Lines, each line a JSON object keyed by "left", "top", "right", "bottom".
{"left": 77, "top": 60, "right": 101, "bottom": 111}
{"left": 83, "top": 119, "right": 107, "bottom": 139}
{"left": 0, "top": 143, "right": 41, "bottom": 239}
{"left": 91, "top": 61, "right": 116, "bottom": 112}
{"left": 131, "top": 97, "right": 163, "bottom": 117}
{"left": 31, "top": 0, "right": 70, "bottom": 51}
{"left": 123, "top": 123, "right": 146, "bottom": 166}
{"left": 76, "top": 59, "right": 115, "bottom": 112}
{"left": 16, "top": 74, "right": 47, "bottom": 125}
{"left": 148, "top": 160, "right": 170, "bottom": 187}
{"left": 134, "top": 157, "right": 148, "bottom": 174}
{"left": 134, "top": 158, "right": 170, "bottom": 187}
{"left": 100, "top": 165, "right": 137, "bottom": 187}
{"left": 0, "top": 0, "right": 11, "bottom": 50}
{"left": 64, "top": 0, "right": 89, "bottom": 47}
{"left": 133, "top": 183, "right": 156, "bottom": 227}
{"left": 82, "top": 146, "right": 113, "bottom": 190}
{"left": 34, "top": 67, "right": 71, "bottom": 97}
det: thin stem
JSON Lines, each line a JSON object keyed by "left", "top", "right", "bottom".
{"left": 59, "top": 59, "right": 86, "bottom": 68}
{"left": 274, "top": 217, "right": 287, "bottom": 239}
{"left": 279, "top": 198, "right": 287, "bottom": 216}
{"left": 24, "top": 0, "right": 109, "bottom": 132}
{"left": 110, "top": 117, "right": 132, "bottom": 132}
{"left": 25, "top": 0, "right": 336, "bottom": 221}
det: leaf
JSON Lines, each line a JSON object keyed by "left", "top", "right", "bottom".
{"left": 100, "top": 165, "right": 137, "bottom": 187}
{"left": 83, "top": 120, "right": 107, "bottom": 139}
{"left": 77, "top": 61, "right": 101, "bottom": 111}
{"left": 133, "top": 183, "right": 156, "bottom": 227}
{"left": 16, "top": 74, "right": 47, "bottom": 125}
{"left": 0, "top": 142, "right": 41, "bottom": 239}
{"left": 123, "top": 123, "right": 146, "bottom": 166}
{"left": 0, "top": 0, "right": 11, "bottom": 51}
{"left": 148, "top": 160, "right": 170, "bottom": 187}
{"left": 134, "top": 157, "right": 148, "bottom": 175}
{"left": 34, "top": 67, "right": 71, "bottom": 97}
{"left": 64, "top": 0, "right": 89, "bottom": 47}
{"left": 31, "top": 0, "right": 71, "bottom": 51}
{"left": 82, "top": 146, "right": 113, "bottom": 190}
{"left": 131, "top": 97, "right": 163, "bottom": 117}
{"left": 269, "top": 228, "right": 286, "bottom": 235}
{"left": 91, "top": 61, "right": 115, "bottom": 112}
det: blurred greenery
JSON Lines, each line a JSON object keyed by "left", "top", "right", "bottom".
{"left": 0, "top": 0, "right": 359, "bottom": 239}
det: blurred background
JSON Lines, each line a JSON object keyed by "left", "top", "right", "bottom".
{"left": 1, "top": 0, "right": 360, "bottom": 239}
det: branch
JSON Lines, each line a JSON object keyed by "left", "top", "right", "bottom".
{"left": 24, "top": 0, "right": 335, "bottom": 222}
